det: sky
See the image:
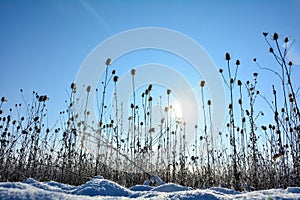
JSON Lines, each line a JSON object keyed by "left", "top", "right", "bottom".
{"left": 0, "top": 0, "right": 300, "bottom": 138}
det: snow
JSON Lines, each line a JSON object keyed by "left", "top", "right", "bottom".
{"left": 151, "top": 183, "right": 192, "bottom": 192}
{"left": 129, "top": 185, "right": 153, "bottom": 192}
{"left": 72, "top": 178, "right": 132, "bottom": 197}
{"left": 1, "top": 176, "right": 300, "bottom": 200}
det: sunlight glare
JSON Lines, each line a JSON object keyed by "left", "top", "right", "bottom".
{"left": 170, "top": 100, "right": 183, "bottom": 120}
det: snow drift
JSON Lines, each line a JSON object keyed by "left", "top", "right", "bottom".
{"left": 1, "top": 176, "right": 300, "bottom": 200}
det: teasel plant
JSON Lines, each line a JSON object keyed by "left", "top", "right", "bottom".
{"left": 255, "top": 32, "right": 300, "bottom": 187}
{"left": 72, "top": 84, "right": 93, "bottom": 184}
{"left": 260, "top": 123, "right": 276, "bottom": 189}
{"left": 113, "top": 75, "right": 120, "bottom": 181}
{"left": 59, "top": 82, "right": 83, "bottom": 183}
{"left": 236, "top": 79, "right": 248, "bottom": 185}
{"left": 147, "top": 85, "right": 154, "bottom": 173}
{"left": 130, "top": 69, "right": 136, "bottom": 162}
{"left": 93, "top": 58, "right": 115, "bottom": 176}
{"left": 207, "top": 99, "right": 216, "bottom": 184}
{"left": 156, "top": 95, "right": 164, "bottom": 173}
{"left": 180, "top": 121, "right": 187, "bottom": 185}
{"left": 171, "top": 105, "right": 179, "bottom": 182}
{"left": 244, "top": 73, "right": 262, "bottom": 189}
{"left": 0, "top": 90, "right": 60, "bottom": 183}
{"left": 1, "top": 32, "right": 300, "bottom": 189}
{"left": 166, "top": 88, "right": 172, "bottom": 182}
{"left": 219, "top": 53, "right": 240, "bottom": 190}
{"left": 0, "top": 96, "right": 18, "bottom": 181}
{"left": 25, "top": 91, "right": 49, "bottom": 179}
{"left": 141, "top": 84, "right": 154, "bottom": 173}
{"left": 199, "top": 80, "right": 212, "bottom": 186}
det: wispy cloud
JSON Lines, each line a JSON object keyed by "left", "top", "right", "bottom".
{"left": 79, "top": 0, "right": 112, "bottom": 34}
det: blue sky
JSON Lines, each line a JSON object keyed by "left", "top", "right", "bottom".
{"left": 1, "top": 0, "right": 300, "bottom": 131}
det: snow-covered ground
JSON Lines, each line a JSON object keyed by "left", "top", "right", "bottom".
{"left": 1, "top": 176, "right": 300, "bottom": 200}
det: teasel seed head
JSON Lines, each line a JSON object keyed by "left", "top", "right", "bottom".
{"left": 263, "top": 32, "right": 268, "bottom": 37}
{"left": 246, "top": 110, "right": 251, "bottom": 116}
{"left": 225, "top": 52, "right": 231, "bottom": 61}
{"left": 207, "top": 100, "right": 211, "bottom": 105}
{"left": 237, "top": 80, "right": 242, "bottom": 86}
{"left": 200, "top": 80, "right": 205, "bottom": 87}
{"left": 284, "top": 37, "right": 289, "bottom": 43}
{"left": 105, "top": 58, "right": 112, "bottom": 65}
{"left": 167, "top": 89, "right": 172, "bottom": 95}
{"left": 273, "top": 32, "right": 278, "bottom": 40}
{"left": 267, "top": 124, "right": 272, "bottom": 129}
{"left": 86, "top": 85, "right": 91, "bottom": 92}
{"left": 238, "top": 99, "right": 242, "bottom": 105}
{"left": 113, "top": 76, "right": 119, "bottom": 82}
{"left": 71, "top": 83, "right": 76, "bottom": 92}
{"left": 165, "top": 107, "right": 169, "bottom": 112}
{"left": 34, "top": 116, "right": 39, "bottom": 122}
{"left": 131, "top": 69, "right": 136, "bottom": 75}
{"left": 1, "top": 97, "right": 7, "bottom": 102}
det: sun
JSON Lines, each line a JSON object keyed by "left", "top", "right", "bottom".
{"left": 170, "top": 100, "right": 183, "bottom": 119}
